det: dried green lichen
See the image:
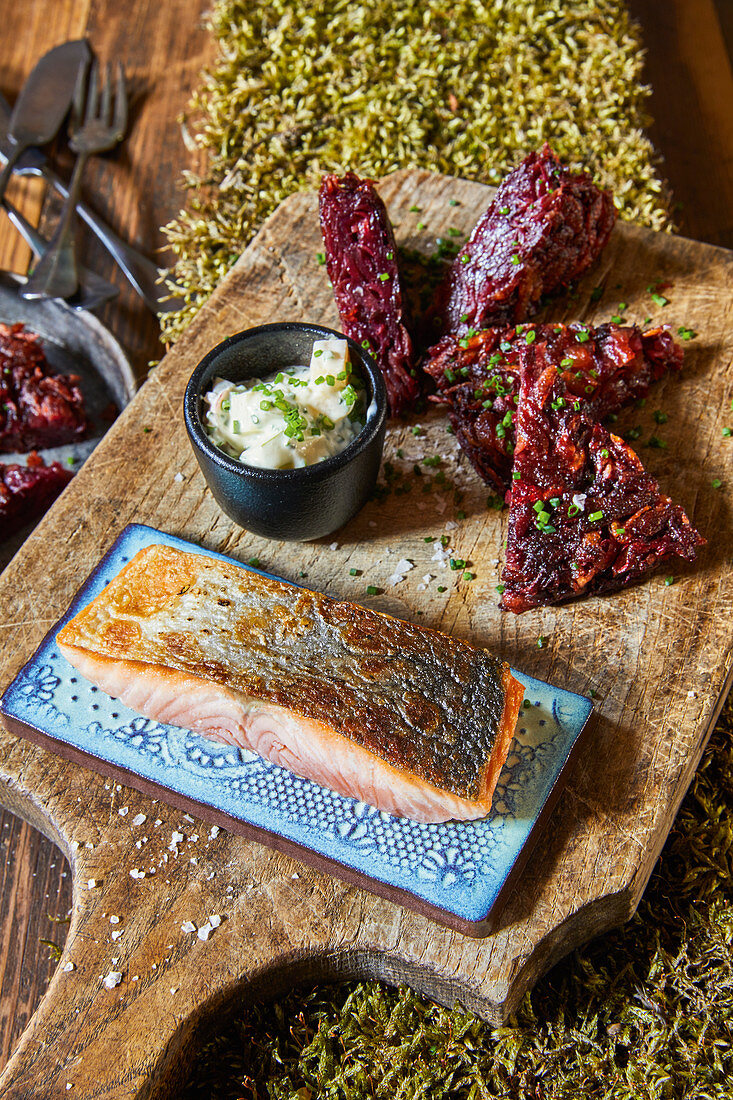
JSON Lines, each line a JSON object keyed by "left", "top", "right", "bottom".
{"left": 160, "top": 0, "right": 672, "bottom": 343}
{"left": 177, "top": 701, "right": 733, "bottom": 1100}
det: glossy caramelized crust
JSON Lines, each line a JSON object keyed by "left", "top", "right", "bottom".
{"left": 57, "top": 545, "right": 523, "bottom": 808}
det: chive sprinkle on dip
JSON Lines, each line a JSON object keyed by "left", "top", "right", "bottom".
{"left": 204, "top": 338, "right": 367, "bottom": 469}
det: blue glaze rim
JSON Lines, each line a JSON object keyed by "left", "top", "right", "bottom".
{"left": 0, "top": 524, "right": 594, "bottom": 934}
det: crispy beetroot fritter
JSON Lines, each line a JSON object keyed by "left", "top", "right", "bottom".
{"left": 432, "top": 145, "right": 616, "bottom": 336}
{"left": 424, "top": 322, "right": 683, "bottom": 493}
{"left": 319, "top": 172, "right": 419, "bottom": 417}
{"left": 1, "top": 451, "right": 73, "bottom": 539}
{"left": 499, "top": 342, "right": 703, "bottom": 613}
{"left": 0, "top": 322, "right": 87, "bottom": 452}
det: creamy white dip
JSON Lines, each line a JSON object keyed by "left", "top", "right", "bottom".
{"left": 204, "top": 338, "right": 365, "bottom": 469}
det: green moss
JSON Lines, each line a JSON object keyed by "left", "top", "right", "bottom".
{"left": 160, "top": 0, "right": 672, "bottom": 342}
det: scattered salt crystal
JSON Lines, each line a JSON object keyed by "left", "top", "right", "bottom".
{"left": 445, "top": 520, "right": 458, "bottom": 531}
{"left": 190, "top": 834, "right": 199, "bottom": 842}
{"left": 129, "top": 868, "right": 146, "bottom": 879}
{"left": 87, "top": 879, "right": 97, "bottom": 889}
{"left": 111, "top": 931, "right": 123, "bottom": 941}
{"left": 395, "top": 558, "right": 413, "bottom": 573}
{"left": 387, "top": 573, "right": 405, "bottom": 587}
{"left": 181, "top": 921, "right": 196, "bottom": 934}
{"left": 422, "top": 574, "right": 432, "bottom": 584}
{"left": 416, "top": 583, "right": 426, "bottom": 592}
{"left": 66, "top": 1083, "right": 73, "bottom": 1090}
{"left": 687, "top": 690, "right": 697, "bottom": 699}
{"left": 183, "top": 814, "right": 194, "bottom": 823}
{"left": 118, "top": 807, "right": 128, "bottom": 817}
{"left": 63, "top": 962, "right": 75, "bottom": 972}
{"left": 572, "top": 492, "right": 587, "bottom": 511}
{"left": 109, "top": 915, "right": 120, "bottom": 924}
{"left": 132, "top": 813, "right": 146, "bottom": 827}
{"left": 112, "top": 957, "right": 119, "bottom": 965}
{"left": 154, "top": 819, "right": 162, "bottom": 827}
{"left": 103, "top": 971, "right": 122, "bottom": 990}
{"left": 70, "top": 840, "right": 79, "bottom": 851}
{"left": 170, "top": 987, "right": 178, "bottom": 995}
{"left": 132, "top": 975, "right": 139, "bottom": 981}
{"left": 169, "top": 831, "right": 184, "bottom": 850}
{"left": 209, "top": 826, "right": 220, "bottom": 839}
{"left": 173, "top": 472, "right": 184, "bottom": 483}
{"left": 209, "top": 914, "right": 221, "bottom": 927}
{"left": 329, "top": 541, "right": 338, "bottom": 550}
{"left": 197, "top": 923, "right": 213, "bottom": 941}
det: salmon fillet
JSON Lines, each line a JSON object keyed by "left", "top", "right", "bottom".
{"left": 56, "top": 545, "right": 523, "bottom": 823}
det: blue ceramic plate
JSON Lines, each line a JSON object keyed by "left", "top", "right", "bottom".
{"left": 1, "top": 524, "right": 593, "bottom": 935}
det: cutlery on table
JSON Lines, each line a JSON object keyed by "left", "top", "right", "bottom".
{"left": 0, "top": 40, "right": 90, "bottom": 207}
{"left": 22, "top": 59, "right": 128, "bottom": 303}
{"left": 3, "top": 196, "right": 118, "bottom": 312}
{"left": 0, "top": 93, "right": 183, "bottom": 316}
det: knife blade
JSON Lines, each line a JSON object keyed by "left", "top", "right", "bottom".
{"left": 0, "top": 40, "right": 90, "bottom": 201}
{"left": 0, "top": 92, "right": 184, "bottom": 315}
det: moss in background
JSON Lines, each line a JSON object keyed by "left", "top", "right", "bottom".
{"left": 161, "top": 0, "right": 672, "bottom": 342}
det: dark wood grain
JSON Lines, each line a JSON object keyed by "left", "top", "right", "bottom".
{"left": 0, "top": 170, "right": 730, "bottom": 1098}
{"left": 629, "top": 0, "right": 733, "bottom": 249}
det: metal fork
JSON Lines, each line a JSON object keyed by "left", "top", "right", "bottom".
{"left": 21, "top": 59, "right": 127, "bottom": 303}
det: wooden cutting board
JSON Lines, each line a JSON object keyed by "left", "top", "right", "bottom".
{"left": 0, "top": 170, "right": 730, "bottom": 1099}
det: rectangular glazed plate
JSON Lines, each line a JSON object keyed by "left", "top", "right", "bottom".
{"left": 1, "top": 524, "right": 593, "bottom": 935}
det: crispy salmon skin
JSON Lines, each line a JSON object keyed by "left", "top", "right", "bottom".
{"left": 56, "top": 544, "right": 523, "bottom": 822}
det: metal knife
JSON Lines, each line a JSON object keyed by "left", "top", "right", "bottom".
{"left": 0, "top": 92, "right": 184, "bottom": 316}
{"left": 5, "top": 197, "right": 118, "bottom": 312}
{"left": 0, "top": 40, "right": 90, "bottom": 204}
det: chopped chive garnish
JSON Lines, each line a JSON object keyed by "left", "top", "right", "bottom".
{"left": 366, "top": 585, "right": 380, "bottom": 595}
{"left": 589, "top": 510, "right": 604, "bottom": 522}
{"left": 248, "top": 557, "right": 260, "bottom": 567}
{"left": 496, "top": 584, "right": 505, "bottom": 594}
{"left": 316, "top": 251, "right": 326, "bottom": 264}
{"left": 664, "top": 575, "right": 675, "bottom": 586}
{"left": 712, "top": 477, "right": 722, "bottom": 489}
{"left": 437, "top": 585, "right": 447, "bottom": 592}
{"left": 377, "top": 272, "right": 389, "bottom": 282}
{"left": 560, "top": 358, "right": 573, "bottom": 367}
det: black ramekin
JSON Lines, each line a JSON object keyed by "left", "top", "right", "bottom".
{"left": 183, "top": 322, "right": 387, "bottom": 541}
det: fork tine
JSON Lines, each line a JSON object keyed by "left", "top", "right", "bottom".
{"left": 100, "top": 61, "right": 113, "bottom": 127}
{"left": 112, "top": 61, "right": 128, "bottom": 139}
{"left": 70, "top": 57, "right": 89, "bottom": 133}
{"left": 84, "top": 58, "right": 100, "bottom": 124}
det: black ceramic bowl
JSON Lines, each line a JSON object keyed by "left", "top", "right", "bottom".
{"left": 184, "top": 322, "right": 387, "bottom": 541}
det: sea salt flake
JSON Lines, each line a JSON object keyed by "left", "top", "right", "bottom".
{"left": 132, "top": 813, "right": 146, "bottom": 826}
{"left": 197, "top": 923, "right": 213, "bottom": 941}
{"left": 129, "top": 868, "right": 146, "bottom": 879}
{"left": 190, "top": 834, "right": 199, "bottom": 843}
{"left": 209, "top": 826, "right": 220, "bottom": 839}
{"left": 173, "top": 472, "right": 184, "bottom": 483}
{"left": 109, "top": 915, "right": 120, "bottom": 924}
{"left": 386, "top": 573, "right": 405, "bottom": 587}
{"left": 87, "top": 879, "right": 97, "bottom": 889}
{"left": 572, "top": 492, "right": 587, "bottom": 511}
{"left": 181, "top": 921, "right": 196, "bottom": 934}
{"left": 63, "top": 962, "right": 75, "bottom": 972}
{"left": 209, "top": 914, "right": 221, "bottom": 927}
{"left": 183, "top": 814, "right": 194, "bottom": 823}
{"left": 395, "top": 558, "right": 414, "bottom": 573}
{"left": 118, "top": 807, "right": 128, "bottom": 817}
{"left": 111, "top": 931, "right": 123, "bottom": 941}
{"left": 422, "top": 574, "right": 432, "bottom": 584}
{"left": 445, "top": 520, "right": 458, "bottom": 530}
{"left": 103, "top": 971, "right": 122, "bottom": 990}
{"left": 329, "top": 541, "right": 338, "bottom": 550}
{"left": 170, "top": 987, "right": 178, "bottom": 995}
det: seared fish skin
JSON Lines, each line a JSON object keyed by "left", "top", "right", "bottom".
{"left": 57, "top": 545, "right": 523, "bottom": 823}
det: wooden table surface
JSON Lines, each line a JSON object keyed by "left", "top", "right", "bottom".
{"left": 0, "top": 0, "right": 731, "bottom": 1079}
